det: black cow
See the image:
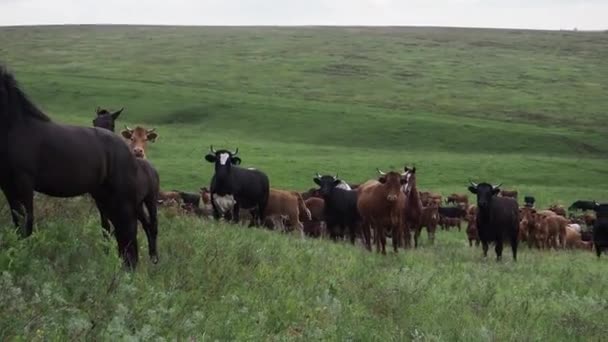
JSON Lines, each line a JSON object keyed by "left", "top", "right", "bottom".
{"left": 313, "top": 174, "right": 360, "bottom": 243}
{"left": 524, "top": 196, "right": 535, "bottom": 208}
{"left": 438, "top": 207, "right": 467, "bottom": 218}
{"left": 468, "top": 181, "right": 519, "bottom": 261}
{"left": 569, "top": 200, "right": 598, "bottom": 212}
{"left": 173, "top": 190, "right": 201, "bottom": 207}
{"left": 205, "top": 146, "right": 269, "bottom": 226}
{"left": 592, "top": 204, "right": 608, "bottom": 258}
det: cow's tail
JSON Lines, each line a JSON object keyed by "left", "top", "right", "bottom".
{"left": 294, "top": 192, "right": 311, "bottom": 221}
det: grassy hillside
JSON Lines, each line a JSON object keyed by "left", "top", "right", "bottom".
{"left": 0, "top": 26, "right": 607, "bottom": 340}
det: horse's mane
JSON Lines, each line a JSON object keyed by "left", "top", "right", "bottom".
{"left": 1, "top": 65, "right": 51, "bottom": 122}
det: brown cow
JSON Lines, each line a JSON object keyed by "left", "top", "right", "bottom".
{"left": 302, "top": 197, "right": 325, "bottom": 238}
{"left": 357, "top": 169, "right": 406, "bottom": 254}
{"left": 420, "top": 191, "right": 442, "bottom": 207}
{"left": 446, "top": 193, "right": 468, "bottom": 206}
{"left": 541, "top": 215, "right": 568, "bottom": 249}
{"left": 419, "top": 204, "right": 439, "bottom": 245}
{"left": 565, "top": 226, "right": 593, "bottom": 250}
{"left": 499, "top": 189, "right": 518, "bottom": 200}
{"left": 466, "top": 215, "right": 479, "bottom": 247}
{"left": 120, "top": 125, "right": 158, "bottom": 159}
{"left": 548, "top": 204, "right": 567, "bottom": 217}
{"left": 265, "top": 189, "right": 311, "bottom": 237}
{"left": 158, "top": 190, "right": 181, "bottom": 206}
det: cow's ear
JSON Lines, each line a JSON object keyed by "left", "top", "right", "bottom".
{"left": 313, "top": 178, "right": 322, "bottom": 186}
{"left": 121, "top": 129, "right": 132, "bottom": 139}
{"left": 333, "top": 179, "right": 342, "bottom": 186}
{"left": 468, "top": 186, "right": 477, "bottom": 194}
{"left": 492, "top": 187, "right": 501, "bottom": 196}
{"left": 205, "top": 154, "right": 216, "bottom": 163}
{"left": 147, "top": 132, "right": 158, "bottom": 142}
{"left": 111, "top": 107, "right": 124, "bottom": 120}
{"left": 378, "top": 176, "right": 387, "bottom": 184}
{"left": 231, "top": 157, "right": 241, "bottom": 165}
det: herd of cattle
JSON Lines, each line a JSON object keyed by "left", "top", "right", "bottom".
{"left": 1, "top": 65, "right": 607, "bottom": 271}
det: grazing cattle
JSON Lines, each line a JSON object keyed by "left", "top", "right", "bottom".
{"left": 420, "top": 191, "right": 442, "bottom": 206}
{"left": 205, "top": 146, "right": 269, "bottom": 226}
{"left": 446, "top": 193, "right": 468, "bottom": 206}
{"left": 583, "top": 212, "right": 597, "bottom": 226}
{"left": 592, "top": 204, "right": 608, "bottom": 258}
{"left": 548, "top": 204, "right": 567, "bottom": 217}
{"left": 302, "top": 197, "right": 325, "bottom": 238}
{"left": 524, "top": 196, "right": 535, "bottom": 208}
{"left": 564, "top": 226, "right": 593, "bottom": 250}
{"left": 419, "top": 204, "right": 439, "bottom": 245}
{"left": 314, "top": 174, "right": 360, "bottom": 244}
{"left": 92, "top": 106, "right": 124, "bottom": 132}
{"left": 264, "top": 189, "right": 311, "bottom": 237}
{"left": 569, "top": 200, "right": 598, "bottom": 212}
{"left": 466, "top": 215, "right": 480, "bottom": 247}
{"left": 158, "top": 190, "right": 181, "bottom": 206}
{"left": 0, "top": 66, "right": 140, "bottom": 269}
{"left": 120, "top": 126, "right": 158, "bottom": 159}
{"left": 301, "top": 187, "right": 322, "bottom": 200}
{"left": 519, "top": 207, "right": 538, "bottom": 248}
{"left": 499, "top": 189, "right": 518, "bottom": 200}
{"left": 402, "top": 167, "right": 423, "bottom": 248}
{"left": 468, "top": 181, "right": 519, "bottom": 261}
{"left": 357, "top": 169, "right": 406, "bottom": 253}
{"left": 174, "top": 191, "right": 201, "bottom": 208}
{"left": 442, "top": 217, "right": 462, "bottom": 231}
{"left": 541, "top": 215, "right": 568, "bottom": 249}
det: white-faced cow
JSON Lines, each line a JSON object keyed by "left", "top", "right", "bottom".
{"left": 205, "top": 146, "right": 269, "bottom": 226}
{"left": 468, "top": 181, "right": 519, "bottom": 261}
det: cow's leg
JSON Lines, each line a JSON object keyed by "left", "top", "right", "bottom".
{"left": 361, "top": 221, "right": 372, "bottom": 251}
{"left": 457, "top": 221, "right": 461, "bottom": 232}
{"left": 392, "top": 222, "right": 401, "bottom": 254}
{"left": 495, "top": 239, "right": 503, "bottom": 261}
{"left": 596, "top": 244, "right": 601, "bottom": 258}
{"left": 413, "top": 224, "right": 422, "bottom": 248}
{"left": 510, "top": 234, "right": 518, "bottom": 262}
{"left": 482, "top": 240, "right": 489, "bottom": 258}
{"left": 210, "top": 193, "right": 222, "bottom": 221}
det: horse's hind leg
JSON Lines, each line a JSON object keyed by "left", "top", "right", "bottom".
{"left": 140, "top": 198, "right": 159, "bottom": 264}
{"left": 107, "top": 200, "right": 139, "bottom": 270}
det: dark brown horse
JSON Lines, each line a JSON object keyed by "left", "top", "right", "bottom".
{"left": 92, "top": 106, "right": 160, "bottom": 264}
{"left": 402, "top": 166, "right": 423, "bottom": 248}
{"left": 92, "top": 106, "right": 123, "bottom": 132}
{"left": 0, "top": 65, "right": 140, "bottom": 269}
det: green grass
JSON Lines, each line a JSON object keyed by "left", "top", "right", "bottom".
{"left": 0, "top": 25, "right": 607, "bottom": 340}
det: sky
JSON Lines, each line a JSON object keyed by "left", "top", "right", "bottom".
{"left": 0, "top": 0, "right": 606, "bottom": 30}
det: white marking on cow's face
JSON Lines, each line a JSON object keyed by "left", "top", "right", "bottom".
{"left": 219, "top": 153, "right": 230, "bottom": 165}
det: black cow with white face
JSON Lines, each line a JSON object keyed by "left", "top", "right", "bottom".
{"left": 313, "top": 173, "right": 360, "bottom": 243}
{"left": 205, "top": 146, "right": 269, "bottom": 226}
{"left": 468, "top": 181, "right": 519, "bottom": 261}
{"left": 592, "top": 203, "right": 608, "bottom": 258}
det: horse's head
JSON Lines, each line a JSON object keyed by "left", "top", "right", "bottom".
{"left": 93, "top": 107, "right": 123, "bottom": 132}
{"left": 120, "top": 125, "right": 158, "bottom": 159}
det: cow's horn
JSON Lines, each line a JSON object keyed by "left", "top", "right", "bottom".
{"left": 147, "top": 127, "right": 156, "bottom": 133}
{"left": 469, "top": 180, "right": 478, "bottom": 188}
{"left": 316, "top": 172, "right": 322, "bottom": 179}
{"left": 210, "top": 145, "right": 216, "bottom": 153}
{"left": 492, "top": 183, "right": 503, "bottom": 189}
{"left": 233, "top": 147, "right": 239, "bottom": 156}
{"left": 334, "top": 173, "right": 339, "bottom": 180}
{"left": 125, "top": 125, "right": 133, "bottom": 132}
{"left": 377, "top": 168, "right": 386, "bottom": 176}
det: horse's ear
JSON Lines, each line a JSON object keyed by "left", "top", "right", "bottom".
{"left": 147, "top": 131, "right": 158, "bottom": 142}
{"left": 121, "top": 129, "right": 132, "bottom": 139}
{"left": 112, "top": 107, "right": 124, "bottom": 120}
